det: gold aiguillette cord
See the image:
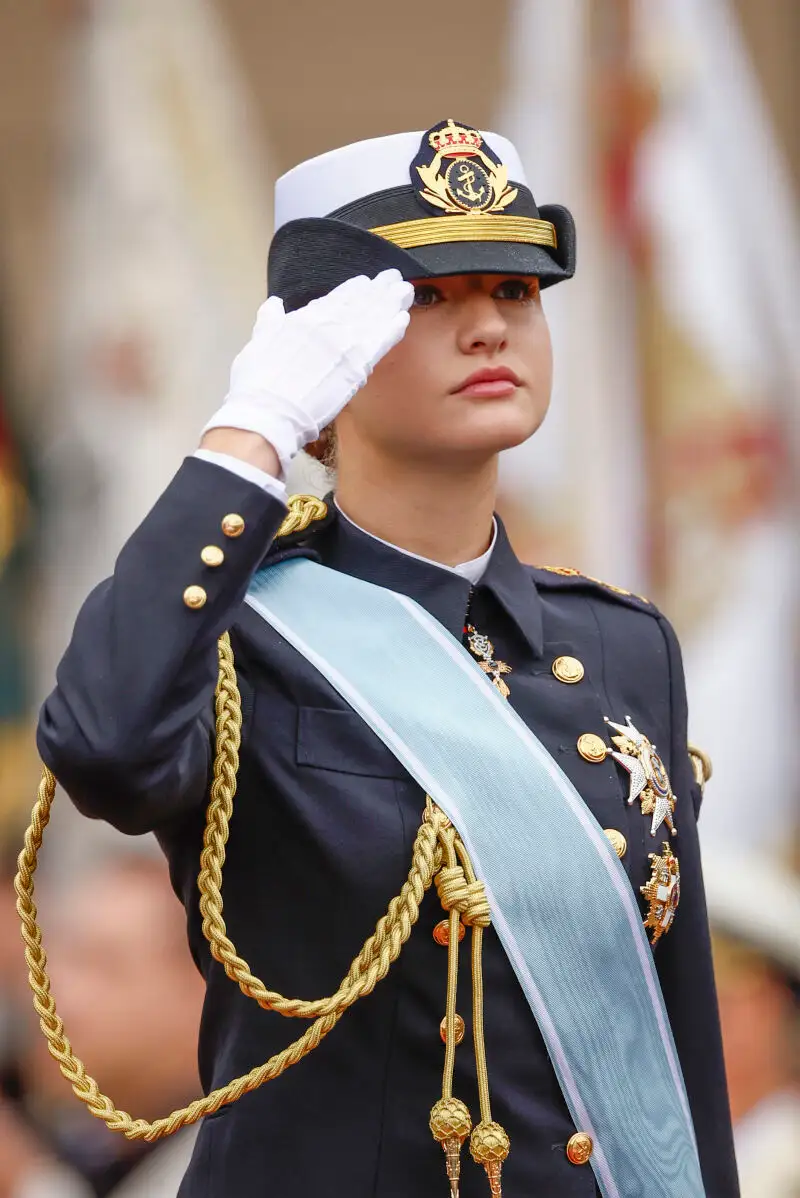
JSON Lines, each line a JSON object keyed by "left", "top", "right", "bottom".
{"left": 428, "top": 804, "right": 510, "bottom": 1196}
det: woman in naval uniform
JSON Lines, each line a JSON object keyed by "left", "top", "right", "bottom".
{"left": 30, "top": 120, "right": 739, "bottom": 1198}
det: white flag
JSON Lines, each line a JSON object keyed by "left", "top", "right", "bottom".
{"left": 631, "top": 0, "right": 800, "bottom": 854}
{"left": 37, "top": 0, "right": 272, "bottom": 874}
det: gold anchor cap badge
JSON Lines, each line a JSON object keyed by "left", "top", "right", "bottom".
{"left": 604, "top": 716, "right": 678, "bottom": 838}
{"left": 411, "top": 118, "right": 519, "bottom": 216}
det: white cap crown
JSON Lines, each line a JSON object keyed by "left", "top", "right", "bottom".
{"left": 274, "top": 129, "right": 528, "bottom": 231}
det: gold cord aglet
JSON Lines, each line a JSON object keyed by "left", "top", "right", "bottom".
{"left": 443, "top": 1136, "right": 462, "bottom": 1197}
{"left": 483, "top": 1158, "right": 503, "bottom": 1197}
{"left": 430, "top": 1098, "right": 472, "bottom": 1198}
{"left": 470, "top": 1120, "right": 510, "bottom": 1198}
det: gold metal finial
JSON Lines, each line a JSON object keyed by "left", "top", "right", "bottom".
{"left": 470, "top": 1120, "right": 510, "bottom": 1196}
{"left": 430, "top": 1098, "right": 472, "bottom": 1198}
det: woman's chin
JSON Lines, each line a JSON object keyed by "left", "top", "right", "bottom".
{"left": 445, "top": 406, "right": 547, "bottom": 456}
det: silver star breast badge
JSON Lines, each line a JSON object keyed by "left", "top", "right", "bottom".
{"left": 604, "top": 716, "right": 678, "bottom": 838}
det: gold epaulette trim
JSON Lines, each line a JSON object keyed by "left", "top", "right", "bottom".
{"left": 537, "top": 565, "right": 651, "bottom": 605}
{"left": 276, "top": 494, "right": 329, "bottom": 539}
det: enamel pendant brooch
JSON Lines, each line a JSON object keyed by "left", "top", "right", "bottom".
{"left": 604, "top": 716, "right": 678, "bottom": 838}
{"left": 641, "top": 842, "right": 681, "bottom": 946}
{"left": 465, "top": 625, "right": 512, "bottom": 699}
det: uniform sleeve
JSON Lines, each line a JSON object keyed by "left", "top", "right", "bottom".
{"left": 655, "top": 615, "right": 740, "bottom": 1198}
{"left": 36, "top": 456, "right": 288, "bottom": 834}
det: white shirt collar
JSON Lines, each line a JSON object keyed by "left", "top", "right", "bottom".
{"left": 334, "top": 500, "right": 496, "bottom": 586}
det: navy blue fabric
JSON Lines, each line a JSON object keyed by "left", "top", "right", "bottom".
{"left": 37, "top": 457, "right": 738, "bottom": 1198}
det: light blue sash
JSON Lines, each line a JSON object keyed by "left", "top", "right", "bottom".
{"left": 245, "top": 558, "right": 705, "bottom": 1198}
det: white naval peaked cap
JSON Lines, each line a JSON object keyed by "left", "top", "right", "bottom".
{"left": 274, "top": 130, "right": 529, "bottom": 231}
{"left": 267, "top": 118, "right": 575, "bottom": 309}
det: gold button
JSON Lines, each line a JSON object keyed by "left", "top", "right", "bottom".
{"left": 440, "top": 1014, "right": 465, "bottom": 1045}
{"left": 183, "top": 585, "right": 207, "bottom": 610}
{"left": 604, "top": 829, "right": 627, "bottom": 859}
{"left": 566, "top": 1132, "right": 593, "bottom": 1165}
{"left": 552, "top": 656, "right": 585, "bottom": 684}
{"left": 577, "top": 733, "right": 608, "bottom": 763}
{"left": 433, "top": 919, "right": 466, "bottom": 947}
{"left": 221, "top": 513, "right": 245, "bottom": 538}
{"left": 201, "top": 545, "right": 225, "bottom": 568}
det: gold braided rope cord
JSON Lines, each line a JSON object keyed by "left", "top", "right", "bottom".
{"left": 15, "top": 635, "right": 457, "bottom": 1140}
{"left": 15, "top": 493, "right": 497, "bottom": 1160}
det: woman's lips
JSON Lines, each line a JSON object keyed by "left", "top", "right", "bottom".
{"left": 458, "top": 378, "right": 519, "bottom": 398}
{"left": 452, "top": 367, "right": 521, "bottom": 399}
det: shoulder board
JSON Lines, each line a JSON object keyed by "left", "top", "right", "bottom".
{"left": 275, "top": 493, "right": 334, "bottom": 546}
{"left": 529, "top": 564, "right": 656, "bottom": 612}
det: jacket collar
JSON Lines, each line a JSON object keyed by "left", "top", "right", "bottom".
{"left": 313, "top": 501, "right": 544, "bottom": 658}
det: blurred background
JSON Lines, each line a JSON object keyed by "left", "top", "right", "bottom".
{"left": 0, "top": 0, "right": 797, "bottom": 1194}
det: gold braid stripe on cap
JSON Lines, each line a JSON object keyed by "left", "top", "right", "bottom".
{"left": 369, "top": 213, "right": 557, "bottom": 250}
{"left": 15, "top": 494, "right": 505, "bottom": 1192}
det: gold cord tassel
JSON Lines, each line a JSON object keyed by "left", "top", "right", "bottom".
{"left": 455, "top": 838, "right": 511, "bottom": 1196}
{"left": 430, "top": 819, "right": 471, "bottom": 1195}
{"left": 430, "top": 809, "right": 509, "bottom": 1195}
{"left": 429, "top": 1097, "right": 472, "bottom": 1198}
{"left": 470, "top": 1121, "right": 511, "bottom": 1196}
{"left": 18, "top": 574, "right": 516, "bottom": 1180}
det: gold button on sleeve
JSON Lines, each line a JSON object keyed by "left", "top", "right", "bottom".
{"left": 577, "top": 733, "right": 608, "bottom": 763}
{"left": 552, "top": 656, "right": 585, "bottom": 684}
{"left": 201, "top": 545, "right": 225, "bottom": 568}
{"left": 221, "top": 513, "right": 245, "bottom": 538}
{"left": 183, "top": 585, "right": 207, "bottom": 610}
{"left": 604, "top": 829, "right": 628, "bottom": 859}
{"left": 566, "top": 1132, "right": 593, "bottom": 1165}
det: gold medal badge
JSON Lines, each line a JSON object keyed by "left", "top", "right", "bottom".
{"left": 600, "top": 714, "right": 682, "bottom": 945}
{"left": 412, "top": 118, "right": 519, "bottom": 216}
{"left": 641, "top": 842, "right": 681, "bottom": 946}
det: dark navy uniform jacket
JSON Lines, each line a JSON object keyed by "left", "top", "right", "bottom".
{"left": 38, "top": 457, "right": 739, "bottom": 1198}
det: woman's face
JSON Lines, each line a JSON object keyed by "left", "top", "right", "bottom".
{"left": 335, "top": 273, "right": 553, "bottom": 467}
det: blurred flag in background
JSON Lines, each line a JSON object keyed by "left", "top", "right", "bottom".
{"left": 631, "top": 0, "right": 800, "bottom": 855}
{"left": 495, "top": 0, "right": 648, "bottom": 591}
{"left": 0, "top": 313, "right": 35, "bottom": 836}
{"left": 38, "top": 0, "right": 271, "bottom": 690}
{"left": 497, "top": 0, "right": 799, "bottom": 857}
{"left": 37, "top": 0, "right": 271, "bottom": 872}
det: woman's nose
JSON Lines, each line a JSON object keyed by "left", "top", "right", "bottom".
{"left": 457, "top": 296, "right": 508, "bottom": 355}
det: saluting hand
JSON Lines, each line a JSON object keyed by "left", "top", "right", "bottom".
{"left": 201, "top": 270, "right": 413, "bottom": 477}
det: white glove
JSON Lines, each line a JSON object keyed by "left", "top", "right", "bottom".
{"left": 203, "top": 269, "right": 414, "bottom": 475}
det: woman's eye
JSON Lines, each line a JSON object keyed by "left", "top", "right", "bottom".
{"left": 412, "top": 284, "right": 443, "bottom": 308}
{"left": 493, "top": 278, "right": 537, "bottom": 302}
